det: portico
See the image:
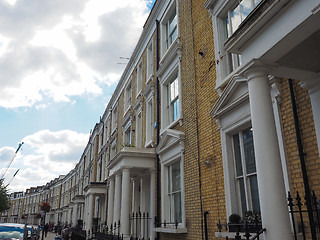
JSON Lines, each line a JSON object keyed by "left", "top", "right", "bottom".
{"left": 106, "top": 147, "right": 156, "bottom": 239}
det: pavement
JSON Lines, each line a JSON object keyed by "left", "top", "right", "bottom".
{"left": 41, "top": 231, "right": 61, "bottom": 240}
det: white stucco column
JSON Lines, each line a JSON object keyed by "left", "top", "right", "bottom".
{"left": 113, "top": 173, "right": 122, "bottom": 225}
{"left": 149, "top": 170, "right": 155, "bottom": 240}
{"left": 301, "top": 75, "right": 320, "bottom": 155}
{"left": 245, "top": 67, "right": 292, "bottom": 240}
{"left": 72, "top": 203, "right": 77, "bottom": 227}
{"left": 107, "top": 178, "right": 115, "bottom": 226}
{"left": 68, "top": 206, "right": 72, "bottom": 225}
{"left": 120, "top": 168, "right": 130, "bottom": 236}
{"left": 86, "top": 194, "right": 95, "bottom": 232}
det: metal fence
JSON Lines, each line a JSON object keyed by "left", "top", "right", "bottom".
{"left": 130, "top": 212, "right": 151, "bottom": 240}
{"left": 287, "top": 191, "right": 320, "bottom": 240}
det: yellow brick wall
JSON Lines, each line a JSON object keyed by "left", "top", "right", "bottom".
{"left": 158, "top": 0, "right": 226, "bottom": 239}
{"left": 281, "top": 79, "right": 320, "bottom": 195}
{"left": 190, "top": 0, "right": 226, "bottom": 239}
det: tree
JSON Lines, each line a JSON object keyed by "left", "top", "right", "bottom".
{"left": 0, "top": 179, "right": 10, "bottom": 212}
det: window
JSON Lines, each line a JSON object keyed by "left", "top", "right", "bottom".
{"left": 161, "top": 67, "right": 181, "bottom": 130}
{"left": 157, "top": 130, "right": 186, "bottom": 232}
{"left": 161, "top": 1, "right": 178, "bottom": 56}
{"left": 110, "top": 140, "right": 117, "bottom": 159}
{"left": 124, "top": 81, "right": 132, "bottom": 112}
{"left": 124, "top": 125, "right": 132, "bottom": 146}
{"left": 137, "top": 61, "right": 143, "bottom": 96}
{"left": 111, "top": 106, "right": 118, "bottom": 133}
{"left": 146, "top": 98, "right": 154, "bottom": 145}
{"left": 168, "top": 76, "right": 179, "bottom": 123}
{"left": 106, "top": 117, "right": 111, "bottom": 140}
{"left": 147, "top": 42, "right": 153, "bottom": 81}
{"left": 168, "top": 161, "right": 182, "bottom": 223}
{"left": 232, "top": 127, "right": 260, "bottom": 215}
{"left": 226, "top": 0, "right": 262, "bottom": 37}
{"left": 136, "top": 111, "right": 142, "bottom": 148}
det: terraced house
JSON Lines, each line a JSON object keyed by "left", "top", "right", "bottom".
{"left": 3, "top": 0, "right": 320, "bottom": 239}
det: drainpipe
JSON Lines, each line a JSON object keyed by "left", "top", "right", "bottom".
{"left": 204, "top": 211, "right": 209, "bottom": 240}
{"left": 288, "top": 79, "right": 317, "bottom": 240}
{"left": 155, "top": 19, "right": 161, "bottom": 240}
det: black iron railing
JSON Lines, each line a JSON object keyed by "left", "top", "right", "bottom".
{"left": 130, "top": 212, "right": 151, "bottom": 240}
{"left": 70, "top": 227, "right": 86, "bottom": 240}
{"left": 217, "top": 219, "right": 265, "bottom": 240}
{"left": 287, "top": 191, "right": 320, "bottom": 240}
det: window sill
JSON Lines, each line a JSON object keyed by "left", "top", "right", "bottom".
{"left": 160, "top": 117, "right": 183, "bottom": 135}
{"left": 154, "top": 227, "right": 187, "bottom": 234}
{"left": 146, "top": 74, "right": 154, "bottom": 85}
{"left": 136, "top": 90, "right": 143, "bottom": 99}
{"left": 145, "top": 140, "right": 155, "bottom": 148}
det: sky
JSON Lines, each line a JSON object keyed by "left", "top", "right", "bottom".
{"left": 0, "top": 0, "right": 156, "bottom": 193}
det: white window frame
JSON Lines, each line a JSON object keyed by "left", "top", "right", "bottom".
{"left": 231, "top": 127, "right": 260, "bottom": 216}
{"left": 123, "top": 122, "right": 132, "bottom": 147}
{"left": 106, "top": 115, "right": 111, "bottom": 140}
{"left": 111, "top": 105, "right": 118, "bottom": 134}
{"left": 137, "top": 61, "right": 143, "bottom": 97}
{"left": 157, "top": 130, "right": 186, "bottom": 233}
{"left": 135, "top": 110, "right": 143, "bottom": 148}
{"left": 160, "top": 0, "right": 178, "bottom": 58}
{"left": 146, "top": 41, "right": 154, "bottom": 83}
{"left": 166, "top": 160, "right": 182, "bottom": 224}
{"left": 110, "top": 139, "right": 117, "bottom": 160}
{"left": 124, "top": 80, "right": 132, "bottom": 114}
{"left": 161, "top": 155, "right": 186, "bottom": 231}
{"left": 206, "top": 0, "right": 262, "bottom": 89}
{"left": 160, "top": 65, "right": 181, "bottom": 131}
{"left": 145, "top": 95, "right": 154, "bottom": 147}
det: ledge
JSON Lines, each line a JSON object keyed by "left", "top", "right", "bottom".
{"left": 154, "top": 227, "right": 187, "bottom": 234}
{"left": 215, "top": 232, "right": 264, "bottom": 239}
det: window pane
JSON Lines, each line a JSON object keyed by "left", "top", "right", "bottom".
{"left": 169, "top": 10, "right": 177, "bottom": 34}
{"left": 170, "top": 78, "right": 179, "bottom": 101}
{"left": 173, "top": 99, "right": 179, "bottom": 121}
{"left": 240, "top": 0, "right": 253, "bottom": 20}
{"left": 243, "top": 128, "right": 256, "bottom": 174}
{"left": 254, "top": 0, "right": 262, "bottom": 7}
{"left": 239, "top": 178, "right": 247, "bottom": 214}
{"left": 231, "top": 5, "right": 241, "bottom": 34}
{"left": 233, "top": 133, "right": 243, "bottom": 177}
{"left": 249, "top": 175, "right": 260, "bottom": 213}
{"left": 172, "top": 162, "right": 181, "bottom": 192}
{"left": 174, "top": 192, "right": 182, "bottom": 223}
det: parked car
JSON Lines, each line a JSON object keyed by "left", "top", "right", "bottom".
{"left": 0, "top": 223, "right": 28, "bottom": 239}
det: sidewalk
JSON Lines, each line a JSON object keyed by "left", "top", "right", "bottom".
{"left": 41, "top": 231, "right": 60, "bottom": 240}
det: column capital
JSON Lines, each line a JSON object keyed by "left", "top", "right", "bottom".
{"left": 300, "top": 73, "right": 320, "bottom": 94}
{"left": 121, "top": 167, "right": 130, "bottom": 173}
{"left": 244, "top": 66, "right": 270, "bottom": 81}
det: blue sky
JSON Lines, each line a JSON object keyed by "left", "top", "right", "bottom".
{"left": 0, "top": 0, "right": 156, "bottom": 192}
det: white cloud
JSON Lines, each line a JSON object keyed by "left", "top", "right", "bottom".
{"left": 0, "top": 0, "right": 150, "bottom": 109}
{"left": 0, "top": 129, "right": 89, "bottom": 192}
